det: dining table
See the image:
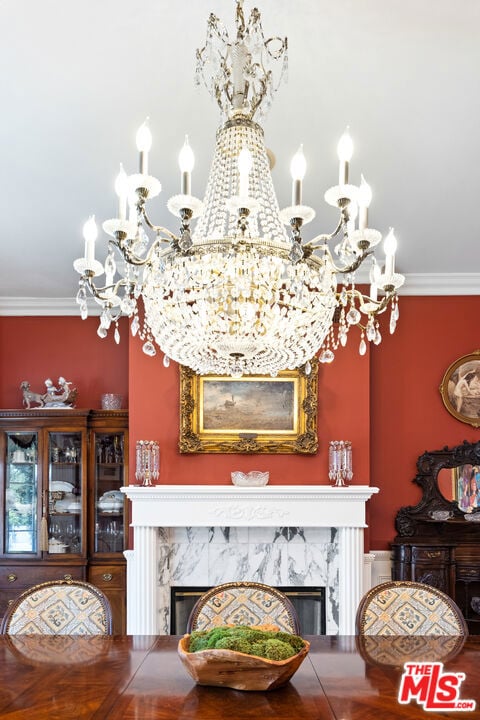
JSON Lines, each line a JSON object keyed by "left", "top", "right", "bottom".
{"left": 0, "top": 634, "right": 478, "bottom": 719}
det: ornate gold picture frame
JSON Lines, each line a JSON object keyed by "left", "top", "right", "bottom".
{"left": 179, "top": 360, "right": 318, "bottom": 454}
{"left": 440, "top": 350, "right": 480, "bottom": 428}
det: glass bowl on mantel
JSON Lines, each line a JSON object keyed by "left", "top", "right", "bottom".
{"left": 231, "top": 471, "right": 269, "bottom": 487}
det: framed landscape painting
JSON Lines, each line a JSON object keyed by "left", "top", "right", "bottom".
{"left": 179, "top": 360, "right": 318, "bottom": 454}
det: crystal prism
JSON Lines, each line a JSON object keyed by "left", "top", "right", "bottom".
{"left": 142, "top": 341, "right": 156, "bottom": 357}
{"left": 319, "top": 349, "right": 334, "bottom": 363}
{"left": 289, "top": 242, "right": 304, "bottom": 264}
{"left": 346, "top": 307, "right": 361, "bottom": 325}
{"left": 131, "top": 316, "right": 140, "bottom": 337}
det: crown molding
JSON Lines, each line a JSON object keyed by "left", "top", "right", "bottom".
{"left": 0, "top": 273, "right": 478, "bottom": 316}
{"left": 0, "top": 297, "right": 102, "bottom": 316}
{"left": 397, "top": 273, "right": 480, "bottom": 296}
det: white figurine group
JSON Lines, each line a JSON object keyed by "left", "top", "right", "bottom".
{"left": 21, "top": 377, "right": 77, "bottom": 409}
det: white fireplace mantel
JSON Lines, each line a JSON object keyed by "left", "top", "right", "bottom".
{"left": 121, "top": 484, "right": 379, "bottom": 635}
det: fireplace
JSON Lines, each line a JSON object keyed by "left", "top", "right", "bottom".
{"left": 171, "top": 586, "right": 326, "bottom": 635}
{"left": 122, "top": 485, "right": 379, "bottom": 635}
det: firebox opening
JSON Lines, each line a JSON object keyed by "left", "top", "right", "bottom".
{"left": 170, "top": 585, "right": 326, "bottom": 635}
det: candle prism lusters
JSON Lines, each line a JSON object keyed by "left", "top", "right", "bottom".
{"left": 328, "top": 440, "right": 353, "bottom": 487}
{"left": 135, "top": 440, "right": 160, "bottom": 486}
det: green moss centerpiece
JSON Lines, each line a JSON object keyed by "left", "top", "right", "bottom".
{"left": 178, "top": 625, "right": 310, "bottom": 691}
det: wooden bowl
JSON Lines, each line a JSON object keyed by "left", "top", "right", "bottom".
{"left": 177, "top": 634, "right": 310, "bottom": 691}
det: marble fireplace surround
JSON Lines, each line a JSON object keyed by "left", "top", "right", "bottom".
{"left": 121, "top": 485, "right": 379, "bottom": 636}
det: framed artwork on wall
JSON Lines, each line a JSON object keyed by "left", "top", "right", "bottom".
{"left": 439, "top": 350, "right": 480, "bottom": 428}
{"left": 179, "top": 360, "right": 318, "bottom": 454}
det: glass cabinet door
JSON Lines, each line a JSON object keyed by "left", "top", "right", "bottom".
{"left": 48, "top": 431, "right": 82, "bottom": 555}
{"left": 94, "top": 432, "right": 125, "bottom": 554}
{"left": 4, "top": 432, "right": 38, "bottom": 554}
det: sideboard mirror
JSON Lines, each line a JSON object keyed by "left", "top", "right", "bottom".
{"left": 395, "top": 440, "right": 480, "bottom": 537}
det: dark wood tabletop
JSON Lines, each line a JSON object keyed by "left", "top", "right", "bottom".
{"left": 0, "top": 634, "right": 478, "bottom": 719}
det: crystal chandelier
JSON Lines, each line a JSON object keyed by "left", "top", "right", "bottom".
{"left": 74, "top": 1, "right": 405, "bottom": 377}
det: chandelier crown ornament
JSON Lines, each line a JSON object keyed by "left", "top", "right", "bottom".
{"left": 74, "top": 1, "right": 405, "bottom": 377}
{"left": 195, "top": 0, "right": 288, "bottom": 123}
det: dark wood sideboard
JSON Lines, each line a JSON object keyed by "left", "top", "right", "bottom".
{"left": 392, "top": 440, "right": 480, "bottom": 634}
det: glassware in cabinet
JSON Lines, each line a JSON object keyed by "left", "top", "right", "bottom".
{"left": 47, "top": 431, "right": 84, "bottom": 556}
{"left": 93, "top": 430, "right": 126, "bottom": 554}
{"left": 4, "top": 432, "right": 39, "bottom": 554}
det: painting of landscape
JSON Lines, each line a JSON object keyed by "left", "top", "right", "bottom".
{"left": 200, "top": 377, "right": 297, "bottom": 434}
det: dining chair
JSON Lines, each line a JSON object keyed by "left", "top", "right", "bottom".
{"left": 355, "top": 580, "right": 468, "bottom": 636}
{"left": 0, "top": 579, "right": 113, "bottom": 635}
{"left": 186, "top": 581, "right": 301, "bottom": 634}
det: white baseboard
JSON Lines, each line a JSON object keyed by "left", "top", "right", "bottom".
{"left": 369, "top": 550, "right": 393, "bottom": 587}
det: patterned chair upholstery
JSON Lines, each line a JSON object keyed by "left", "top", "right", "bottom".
{"left": 356, "top": 580, "right": 468, "bottom": 636}
{"left": 0, "top": 580, "right": 113, "bottom": 635}
{"left": 186, "top": 581, "right": 301, "bottom": 634}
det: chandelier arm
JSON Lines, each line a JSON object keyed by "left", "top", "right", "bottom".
{"left": 329, "top": 249, "right": 373, "bottom": 275}
{"left": 140, "top": 208, "right": 178, "bottom": 242}
{"left": 348, "top": 286, "right": 390, "bottom": 314}
{"left": 115, "top": 238, "right": 162, "bottom": 268}
{"left": 304, "top": 218, "right": 344, "bottom": 248}
{"left": 83, "top": 274, "right": 127, "bottom": 303}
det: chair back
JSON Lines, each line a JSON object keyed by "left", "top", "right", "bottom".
{"left": 0, "top": 580, "right": 113, "bottom": 635}
{"left": 186, "top": 581, "right": 301, "bottom": 634}
{"left": 356, "top": 580, "right": 468, "bottom": 636}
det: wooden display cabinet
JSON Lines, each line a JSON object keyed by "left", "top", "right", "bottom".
{"left": 0, "top": 409, "right": 128, "bottom": 633}
{"left": 392, "top": 440, "right": 480, "bottom": 634}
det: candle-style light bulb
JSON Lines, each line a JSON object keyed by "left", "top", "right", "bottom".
{"left": 238, "top": 147, "right": 252, "bottom": 197}
{"left": 369, "top": 257, "right": 381, "bottom": 302}
{"left": 358, "top": 174, "right": 372, "bottom": 231}
{"left": 290, "top": 144, "right": 306, "bottom": 205}
{"left": 383, "top": 228, "right": 397, "bottom": 278}
{"left": 136, "top": 118, "right": 152, "bottom": 175}
{"left": 178, "top": 135, "right": 195, "bottom": 195}
{"left": 346, "top": 200, "right": 358, "bottom": 235}
{"left": 114, "top": 163, "right": 128, "bottom": 221}
{"left": 337, "top": 128, "right": 353, "bottom": 185}
{"left": 83, "top": 215, "right": 98, "bottom": 264}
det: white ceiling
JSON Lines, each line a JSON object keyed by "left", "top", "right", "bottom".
{"left": 1, "top": 0, "right": 479, "bottom": 311}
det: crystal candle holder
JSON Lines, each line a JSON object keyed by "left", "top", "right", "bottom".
{"left": 135, "top": 440, "right": 160, "bottom": 486}
{"left": 328, "top": 440, "right": 353, "bottom": 487}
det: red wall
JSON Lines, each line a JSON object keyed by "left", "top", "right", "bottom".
{"left": 369, "top": 296, "right": 480, "bottom": 549}
{"left": 128, "top": 332, "right": 370, "bottom": 488}
{"left": 1, "top": 296, "right": 478, "bottom": 552}
{"left": 0, "top": 317, "right": 129, "bottom": 409}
